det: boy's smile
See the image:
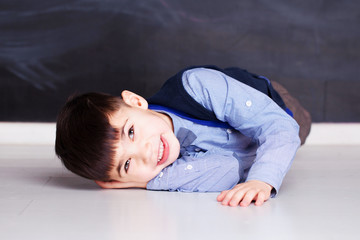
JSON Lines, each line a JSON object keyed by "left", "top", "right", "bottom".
{"left": 107, "top": 90, "right": 180, "bottom": 185}
{"left": 157, "top": 135, "right": 169, "bottom": 165}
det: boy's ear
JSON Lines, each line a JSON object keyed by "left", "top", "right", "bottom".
{"left": 121, "top": 90, "right": 148, "bottom": 109}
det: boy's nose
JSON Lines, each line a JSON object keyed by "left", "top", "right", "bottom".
{"left": 141, "top": 142, "right": 152, "bottom": 164}
{"left": 132, "top": 141, "right": 152, "bottom": 164}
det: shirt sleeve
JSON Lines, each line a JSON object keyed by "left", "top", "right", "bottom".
{"left": 146, "top": 153, "right": 242, "bottom": 192}
{"left": 182, "top": 68, "right": 301, "bottom": 195}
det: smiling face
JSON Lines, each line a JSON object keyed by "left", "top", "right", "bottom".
{"left": 108, "top": 91, "right": 180, "bottom": 185}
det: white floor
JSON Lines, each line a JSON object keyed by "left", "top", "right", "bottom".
{"left": 1, "top": 144, "right": 360, "bottom": 240}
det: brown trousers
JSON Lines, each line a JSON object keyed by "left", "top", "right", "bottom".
{"left": 272, "top": 82, "right": 312, "bottom": 145}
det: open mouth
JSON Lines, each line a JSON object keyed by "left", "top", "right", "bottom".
{"left": 157, "top": 136, "right": 169, "bottom": 165}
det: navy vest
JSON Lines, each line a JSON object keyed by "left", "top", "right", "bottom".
{"left": 147, "top": 65, "right": 290, "bottom": 125}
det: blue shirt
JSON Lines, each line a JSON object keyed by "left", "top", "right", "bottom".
{"left": 146, "top": 68, "right": 300, "bottom": 195}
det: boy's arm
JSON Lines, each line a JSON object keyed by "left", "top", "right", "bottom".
{"left": 146, "top": 153, "right": 241, "bottom": 192}
{"left": 183, "top": 68, "right": 301, "bottom": 206}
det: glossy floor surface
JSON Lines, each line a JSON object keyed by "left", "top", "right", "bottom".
{"left": 1, "top": 144, "right": 359, "bottom": 240}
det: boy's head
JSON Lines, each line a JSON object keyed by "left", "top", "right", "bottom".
{"left": 55, "top": 91, "right": 180, "bottom": 187}
{"left": 55, "top": 92, "right": 121, "bottom": 181}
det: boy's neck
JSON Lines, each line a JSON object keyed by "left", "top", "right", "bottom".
{"left": 151, "top": 110, "right": 174, "bottom": 132}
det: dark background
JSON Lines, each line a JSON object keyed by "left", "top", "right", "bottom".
{"left": 1, "top": 0, "right": 359, "bottom": 122}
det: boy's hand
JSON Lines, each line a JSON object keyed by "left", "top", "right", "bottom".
{"left": 94, "top": 180, "right": 146, "bottom": 189}
{"left": 216, "top": 180, "right": 273, "bottom": 207}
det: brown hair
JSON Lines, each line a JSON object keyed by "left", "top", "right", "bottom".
{"left": 55, "top": 92, "right": 122, "bottom": 181}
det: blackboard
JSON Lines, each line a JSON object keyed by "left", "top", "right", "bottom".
{"left": 1, "top": 0, "right": 359, "bottom": 122}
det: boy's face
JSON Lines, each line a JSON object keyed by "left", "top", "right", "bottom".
{"left": 108, "top": 91, "right": 180, "bottom": 185}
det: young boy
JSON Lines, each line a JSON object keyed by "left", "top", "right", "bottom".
{"left": 55, "top": 65, "right": 310, "bottom": 207}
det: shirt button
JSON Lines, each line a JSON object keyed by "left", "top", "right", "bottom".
{"left": 159, "top": 172, "right": 163, "bottom": 178}
{"left": 186, "top": 165, "right": 193, "bottom": 170}
{"left": 226, "top": 129, "right": 232, "bottom": 134}
{"left": 246, "top": 100, "right": 252, "bottom": 107}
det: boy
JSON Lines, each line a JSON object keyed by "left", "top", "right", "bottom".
{"left": 55, "top": 66, "right": 310, "bottom": 207}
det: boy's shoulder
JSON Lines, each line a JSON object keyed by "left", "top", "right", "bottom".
{"left": 147, "top": 66, "right": 220, "bottom": 122}
{"left": 182, "top": 67, "right": 230, "bottom": 93}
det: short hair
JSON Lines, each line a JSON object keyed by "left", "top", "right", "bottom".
{"left": 55, "top": 92, "right": 122, "bottom": 181}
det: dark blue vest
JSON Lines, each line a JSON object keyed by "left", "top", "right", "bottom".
{"left": 147, "top": 65, "right": 290, "bottom": 125}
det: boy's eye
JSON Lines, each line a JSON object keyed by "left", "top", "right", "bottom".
{"left": 124, "top": 159, "right": 130, "bottom": 173}
{"left": 128, "top": 126, "right": 134, "bottom": 140}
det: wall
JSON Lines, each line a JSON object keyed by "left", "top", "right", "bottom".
{"left": 1, "top": 0, "right": 359, "bottom": 122}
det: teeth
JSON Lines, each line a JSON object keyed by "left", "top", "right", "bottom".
{"left": 158, "top": 140, "right": 164, "bottom": 162}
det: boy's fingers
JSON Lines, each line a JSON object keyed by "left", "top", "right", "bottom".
{"left": 218, "top": 181, "right": 272, "bottom": 207}
{"left": 217, "top": 190, "right": 230, "bottom": 202}
{"left": 223, "top": 187, "right": 247, "bottom": 206}
{"left": 228, "top": 189, "right": 248, "bottom": 207}
{"left": 255, "top": 192, "right": 266, "bottom": 206}
{"left": 239, "top": 190, "right": 257, "bottom": 207}
{"left": 221, "top": 189, "right": 239, "bottom": 206}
